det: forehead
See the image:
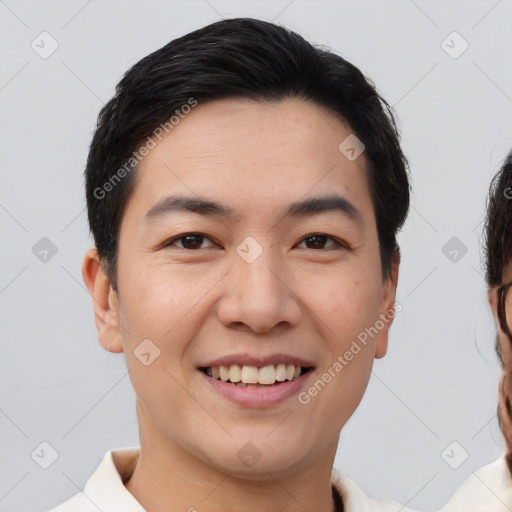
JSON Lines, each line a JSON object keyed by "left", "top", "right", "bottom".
{"left": 124, "top": 97, "right": 375, "bottom": 226}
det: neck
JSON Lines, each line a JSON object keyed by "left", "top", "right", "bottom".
{"left": 125, "top": 402, "right": 342, "bottom": 512}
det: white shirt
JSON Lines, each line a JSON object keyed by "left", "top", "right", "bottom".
{"left": 439, "top": 456, "right": 512, "bottom": 512}
{"left": 47, "top": 446, "right": 411, "bottom": 512}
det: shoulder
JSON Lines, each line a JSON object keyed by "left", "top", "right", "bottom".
{"left": 331, "top": 467, "right": 416, "bottom": 512}
{"left": 46, "top": 492, "right": 95, "bottom": 512}
{"left": 44, "top": 446, "right": 144, "bottom": 512}
{"left": 439, "top": 456, "right": 512, "bottom": 512}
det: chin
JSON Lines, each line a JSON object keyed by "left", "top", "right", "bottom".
{"left": 197, "top": 437, "right": 311, "bottom": 479}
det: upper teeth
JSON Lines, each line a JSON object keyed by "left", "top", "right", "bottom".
{"left": 205, "top": 364, "right": 302, "bottom": 385}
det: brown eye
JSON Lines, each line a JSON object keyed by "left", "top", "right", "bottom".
{"left": 298, "top": 233, "right": 345, "bottom": 250}
{"left": 164, "top": 233, "right": 215, "bottom": 250}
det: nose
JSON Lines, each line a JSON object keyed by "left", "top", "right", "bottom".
{"left": 216, "top": 246, "right": 302, "bottom": 334}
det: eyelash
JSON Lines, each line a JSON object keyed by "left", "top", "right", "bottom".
{"left": 161, "top": 232, "right": 349, "bottom": 251}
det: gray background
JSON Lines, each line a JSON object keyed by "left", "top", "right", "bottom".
{"left": 1, "top": 0, "right": 511, "bottom": 510}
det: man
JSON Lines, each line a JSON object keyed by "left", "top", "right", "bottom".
{"left": 48, "top": 18, "right": 411, "bottom": 512}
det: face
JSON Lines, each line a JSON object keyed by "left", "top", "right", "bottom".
{"left": 84, "top": 97, "right": 399, "bottom": 478}
{"left": 490, "top": 262, "right": 512, "bottom": 364}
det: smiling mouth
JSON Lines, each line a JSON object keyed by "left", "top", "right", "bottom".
{"left": 199, "top": 364, "right": 313, "bottom": 387}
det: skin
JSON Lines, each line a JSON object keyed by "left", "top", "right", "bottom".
{"left": 83, "top": 97, "right": 399, "bottom": 512}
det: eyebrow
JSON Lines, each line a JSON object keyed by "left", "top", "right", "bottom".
{"left": 144, "top": 194, "right": 362, "bottom": 224}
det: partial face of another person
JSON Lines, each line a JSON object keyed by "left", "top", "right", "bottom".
{"left": 491, "top": 262, "right": 512, "bottom": 376}
{"left": 85, "top": 97, "right": 399, "bottom": 478}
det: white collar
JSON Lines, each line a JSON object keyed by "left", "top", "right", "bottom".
{"left": 439, "top": 455, "right": 512, "bottom": 511}
{"left": 48, "top": 446, "right": 411, "bottom": 512}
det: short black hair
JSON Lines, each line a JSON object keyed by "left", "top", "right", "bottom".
{"left": 85, "top": 17, "right": 410, "bottom": 291}
{"left": 485, "top": 150, "right": 512, "bottom": 288}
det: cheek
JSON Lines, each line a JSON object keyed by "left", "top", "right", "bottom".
{"left": 118, "top": 261, "right": 215, "bottom": 338}
{"left": 314, "top": 274, "right": 383, "bottom": 341}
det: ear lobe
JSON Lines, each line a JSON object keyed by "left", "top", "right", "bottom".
{"left": 375, "top": 252, "right": 400, "bottom": 360}
{"left": 375, "top": 332, "right": 389, "bottom": 359}
{"left": 82, "top": 248, "right": 124, "bottom": 353}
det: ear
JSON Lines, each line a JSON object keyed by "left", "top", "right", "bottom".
{"left": 375, "top": 251, "right": 400, "bottom": 359}
{"left": 488, "top": 287, "right": 499, "bottom": 320}
{"left": 82, "top": 248, "right": 123, "bottom": 353}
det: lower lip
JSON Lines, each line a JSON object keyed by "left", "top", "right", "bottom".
{"left": 199, "top": 370, "right": 313, "bottom": 407}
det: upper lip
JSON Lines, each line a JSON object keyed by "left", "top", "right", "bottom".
{"left": 199, "top": 353, "right": 315, "bottom": 368}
